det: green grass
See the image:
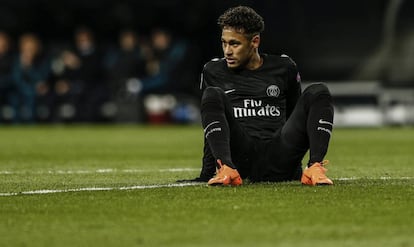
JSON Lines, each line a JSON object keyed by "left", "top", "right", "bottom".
{"left": 0, "top": 125, "right": 413, "bottom": 247}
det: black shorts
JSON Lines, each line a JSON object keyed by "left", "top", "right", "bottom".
{"left": 229, "top": 126, "right": 306, "bottom": 182}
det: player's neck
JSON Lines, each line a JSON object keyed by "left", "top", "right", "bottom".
{"left": 245, "top": 52, "right": 262, "bottom": 70}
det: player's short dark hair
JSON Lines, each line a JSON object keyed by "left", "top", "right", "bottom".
{"left": 218, "top": 6, "right": 264, "bottom": 36}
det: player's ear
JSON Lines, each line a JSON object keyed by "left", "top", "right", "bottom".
{"left": 251, "top": 34, "right": 260, "bottom": 48}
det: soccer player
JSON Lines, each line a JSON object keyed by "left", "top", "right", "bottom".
{"left": 183, "top": 6, "right": 334, "bottom": 186}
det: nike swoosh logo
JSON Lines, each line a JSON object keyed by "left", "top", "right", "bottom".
{"left": 224, "top": 89, "right": 236, "bottom": 94}
{"left": 319, "top": 119, "right": 333, "bottom": 126}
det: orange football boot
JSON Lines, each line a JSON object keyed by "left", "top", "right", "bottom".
{"left": 301, "top": 160, "right": 333, "bottom": 186}
{"left": 207, "top": 159, "right": 242, "bottom": 186}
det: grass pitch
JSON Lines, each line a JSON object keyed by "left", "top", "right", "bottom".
{"left": 0, "top": 125, "right": 413, "bottom": 247}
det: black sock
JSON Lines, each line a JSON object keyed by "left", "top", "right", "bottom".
{"left": 201, "top": 101, "right": 235, "bottom": 169}
{"left": 307, "top": 95, "right": 334, "bottom": 166}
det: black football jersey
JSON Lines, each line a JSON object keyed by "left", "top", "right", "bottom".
{"left": 200, "top": 54, "right": 302, "bottom": 140}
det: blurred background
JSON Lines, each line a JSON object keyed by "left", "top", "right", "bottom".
{"left": 0, "top": 0, "right": 413, "bottom": 126}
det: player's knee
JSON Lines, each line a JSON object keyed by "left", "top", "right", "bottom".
{"left": 303, "top": 83, "right": 332, "bottom": 105}
{"left": 201, "top": 87, "right": 225, "bottom": 104}
{"left": 303, "top": 83, "right": 330, "bottom": 96}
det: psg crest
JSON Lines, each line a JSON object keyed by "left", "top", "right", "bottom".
{"left": 266, "top": 85, "right": 280, "bottom": 97}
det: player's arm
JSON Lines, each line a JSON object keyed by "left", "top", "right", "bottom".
{"left": 286, "top": 60, "right": 302, "bottom": 120}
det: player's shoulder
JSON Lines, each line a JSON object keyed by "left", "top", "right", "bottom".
{"left": 263, "top": 53, "right": 297, "bottom": 68}
{"left": 202, "top": 57, "right": 226, "bottom": 74}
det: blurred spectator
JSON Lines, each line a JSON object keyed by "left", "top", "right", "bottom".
{"left": 74, "top": 27, "right": 109, "bottom": 122}
{"left": 0, "top": 31, "right": 15, "bottom": 123}
{"left": 141, "top": 28, "right": 200, "bottom": 123}
{"left": 104, "top": 29, "right": 148, "bottom": 122}
{"left": 11, "top": 33, "right": 50, "bottom": 123}
{"left": 49, "top": 49, "right": 84, "bottom": 122}
{"left": 141, "top": 28, "right": 188, "bottom": 94}
{"left": 51, "top": 27, "right": 108, "bottom": 122}
{"left": 106, "top": 30, "right": 147, "bottom": 91}
{"left": 2, "top": 27, "right": 201, "bottom": 124}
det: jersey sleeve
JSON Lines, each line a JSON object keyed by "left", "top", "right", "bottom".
{"left": 199, "top": 59, "right": 222, "bottom": 91}
{"left": 286, "top": 59, "right": 302, "bottom": 119}
{"left": 199, "top": 62, "right": 212, "bottom": 91}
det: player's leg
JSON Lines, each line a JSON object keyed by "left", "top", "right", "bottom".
{"left": 201, "top": 86, "right": 250, "bottom": 185}
{"left": 280, "top": 83, "right": 334, "bottom": 185}
{"left": 282, "top": 83, "right": 334, "bottom": 163}
{"left": 201, "top": 87, "right": 233, "bottom": 167}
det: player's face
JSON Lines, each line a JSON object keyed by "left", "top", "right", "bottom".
{"left": 221, "top": 27, "right": 259, "bottom": 69}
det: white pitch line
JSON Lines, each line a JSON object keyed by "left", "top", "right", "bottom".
{"left": 335, "top": 176, "right": 414, "bottom": 181}
{"left": 1, "top": 177, "right": 413, "bottom": 197}
{"left": 0, "top": 182, "right": 201, "bottom": 197}
{"left": 0, "top": 172, "right": 414, "bottom": 197}
{"left": 0, "top": 168, "right": 199, "bottom": 175}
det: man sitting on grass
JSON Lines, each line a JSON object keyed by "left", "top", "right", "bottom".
{"left": 180, "top": 6, "right": 334, "bottom": 186}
